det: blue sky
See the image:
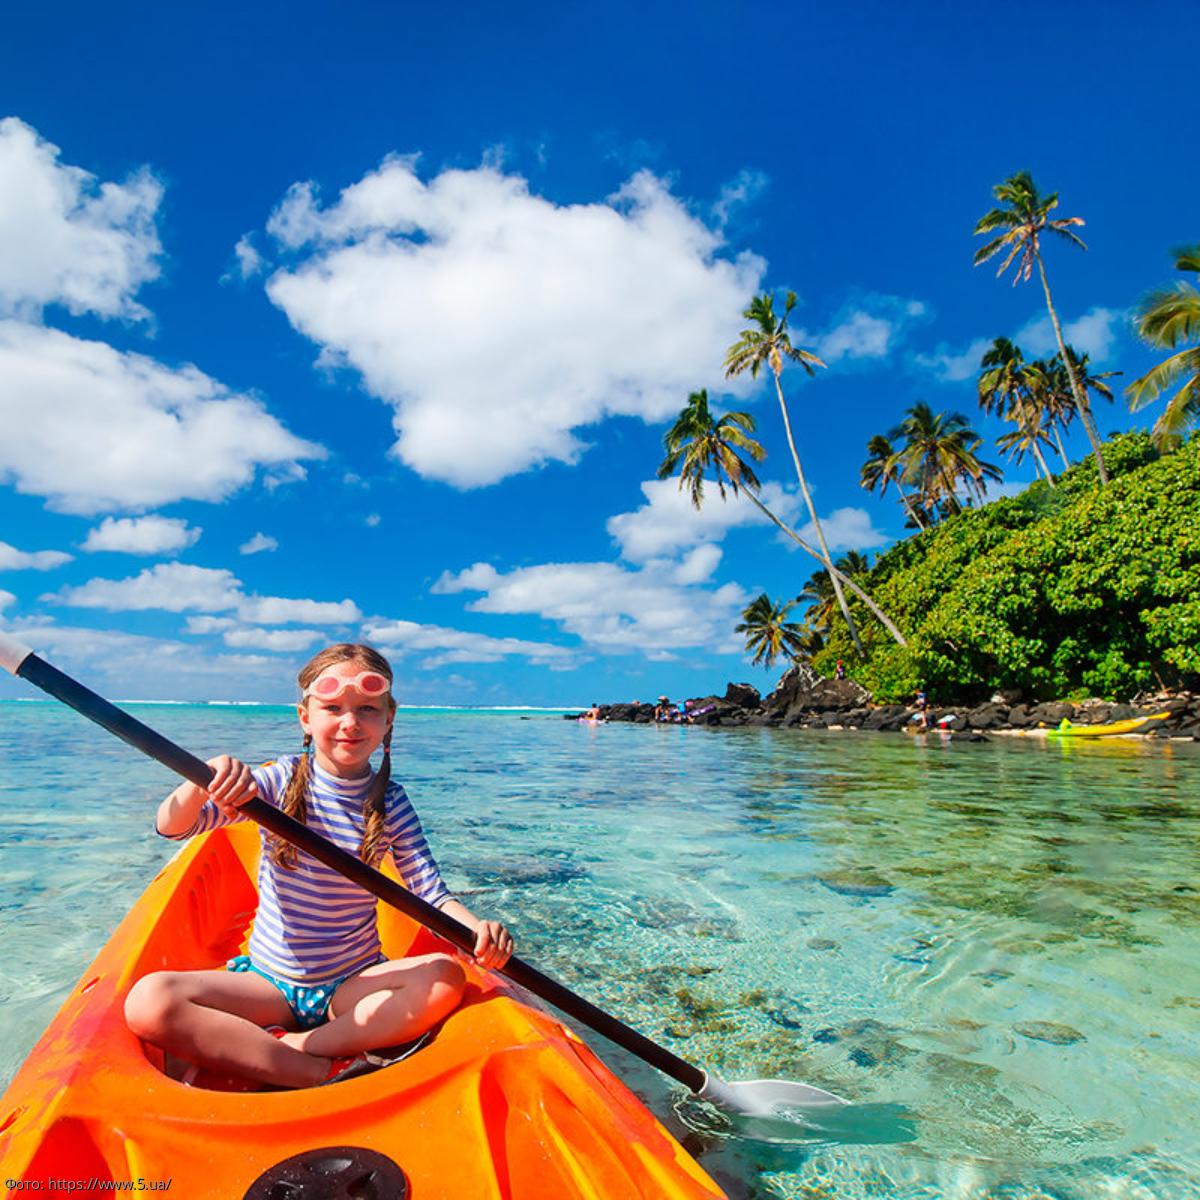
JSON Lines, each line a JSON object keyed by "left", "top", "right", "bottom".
{"left": 1, "top": 0, "right": 1196, "bottom": 705}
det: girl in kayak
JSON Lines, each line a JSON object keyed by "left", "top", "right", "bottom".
{"left": 124, "top": 642, "right": 513, "bottom": 1088}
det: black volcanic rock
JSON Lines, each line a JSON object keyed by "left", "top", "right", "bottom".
{"left": 724, "top": 682, "right": 761, "bottom": 709}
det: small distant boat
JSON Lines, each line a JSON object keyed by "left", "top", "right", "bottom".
{"left": 1044, "top": 712, "right": 1169, "bottom": 738}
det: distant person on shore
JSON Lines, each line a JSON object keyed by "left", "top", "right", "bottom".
{"left": 835, "top": 660, "right": 846, "bottom": 681}
{"left": 125, "top": 642, "right": 513, "bottom": 1090}
{"left": 910, "top": 688, "right": 929, "bottom": 729}
{"left": 582, "top": 703, "right": 602, "bottom": 722}
{"left": 654, "top": 695, "right": 674, "bottom": 722}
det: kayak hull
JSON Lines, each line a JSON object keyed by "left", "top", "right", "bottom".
{"left": 1044, "top": 712, "right": 1169, "bottom": 738}
{"left": 0, "top": 823, "right": 724, "bottom": 1198}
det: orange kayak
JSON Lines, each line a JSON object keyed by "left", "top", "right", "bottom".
{"left": 0, "top": 822, "right": 725, "bottom": 1198}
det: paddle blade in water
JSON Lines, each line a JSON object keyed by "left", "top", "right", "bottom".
{"left": 698, "top": 1073, "right": 846, "bottom": 1116}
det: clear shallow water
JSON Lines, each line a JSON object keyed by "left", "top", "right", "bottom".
{"left": 1, "top": 702, "right": 1198, "bottom": 1199}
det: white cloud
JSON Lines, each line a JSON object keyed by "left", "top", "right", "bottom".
{"left": 796, "top": 507, "right": 889, "bottom": 553}
{"left": 432, "top": 558, "right": 750, "bottom": 657}
{"left": 223, "top": 233, "right": 264, "bottom": 283}
{"left": 0, "top": 320, "right": 324, "bottom": 514}
{"left": 712, "top": 168, "right": 769, "bottom": 229}
{"left": 0, "top": 589, "right": 15, "bottom": 610}
{"left": 1017, "top": 306, "right": 1125, "bottom": 363}
{"left": 0, "top": 539, "right": 73, "bottom": 571}
{"left": 185, "top": 615, "right": 237, "bottom": 634}
{"left": 223, "top": 626, "right": 324, "bottom": 652}
{"left": 607, "top": 477, "right": 802, "bottom": 562}
{"left": 0, "top": 117, "right": 162, "bottom": 322}
{"left": 671, "top": 543, "right": 723, "bottom": 585}
{"left": 235, "top": 596, "right": 361, "bottom": 625}
{"left": 82, "top": 515, "right": 201, "bottom": 555}
{"left": 364, "top": 513, "right": 381, "bottom": 527}
{"left": 363, "top": 617, "right": 575, "bottom": 670}
{"left": 240, "top": 532, "right": 278, "bottom": 555}
{"left": 264, "top": 159, "right": 764, "bottom": 487}
{"left": 46, "top": 563, "right": 358, "bottom": 626}
{"left": 910, "top": 337, "right": 992, "bottom": 383}
{"left": 805, "top": 294, "right": 929, "bottom": 366}
{"left": 48, "top": 563, "right": 243, "bottom": 612}
{"left": 0, "top": 618, "right": 284, "bottom": 701}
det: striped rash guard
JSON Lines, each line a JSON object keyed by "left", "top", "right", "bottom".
{"left": 163, "top": 755, "right": 452, "bottom": 985}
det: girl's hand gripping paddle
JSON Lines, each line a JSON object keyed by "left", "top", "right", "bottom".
{"left": 0, "top": 630, "right": 846, "bottom": 1121}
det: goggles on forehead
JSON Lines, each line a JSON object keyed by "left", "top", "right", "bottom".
{"left": 303, "top": 670, "right": 391, "bottom": 701}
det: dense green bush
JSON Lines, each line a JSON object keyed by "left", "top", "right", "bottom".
{"left": 816, "top": 433, "right": 1200, "bottom": 701}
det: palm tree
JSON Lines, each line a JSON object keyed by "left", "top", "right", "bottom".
{"left": 1127, "top": 244, "right": 1200, "bottom": 449}
{"left": 736, "top": 593, "right": 810, "bottom": 669}
{"left": 974, "top": 172, "right": 1110, "bottom": 483}
{"left": 658, "top": 389, "right": 765, "bottom": 505}
{"left": 978, "top": 337, "right": 1056, "bottom": 484}
{"left": 723, "top": 291, "right": 863, "bottom": 654}
{"left": 798, "top": 551, "right": 871, "bottom": 633}
{"left": 996, "top": 415, "right": 1057, "bottom": 477}
{"left": 892, "top": 402, "right": 1002, "bottom": 518}
{"left": 860, "top": 434, "right": 926, "bottom": 529}
{"left": 1025, "top": 355, "right": 1075, "bottom": 465}
{"left": 658, "top": 392, "right": 909, "bottom": 646}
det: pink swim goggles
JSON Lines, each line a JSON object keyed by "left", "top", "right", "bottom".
{"left": 303, "top": 670, "right": 391, "bottom": 701}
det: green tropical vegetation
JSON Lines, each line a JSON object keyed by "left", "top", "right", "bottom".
{"left": 812, "top": 432, "right": 1200, "bottom": 701}
{"left": 654, "top": 166, "right": 1195, "bottom": 700}
{"left": 1128, "top": 245, "right": 1200, "bottom": 449}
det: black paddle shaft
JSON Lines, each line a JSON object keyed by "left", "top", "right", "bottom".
{"left": 15, "top": 652, "right": 706, "bottom": 1093}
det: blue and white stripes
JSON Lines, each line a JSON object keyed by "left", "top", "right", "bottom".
{"left": 166, "top": 755, "right": 452, "bottom": 984}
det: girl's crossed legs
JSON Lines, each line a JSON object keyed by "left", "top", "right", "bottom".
{"left": 124, "top": 952, "right": 466, "bottom": 1088}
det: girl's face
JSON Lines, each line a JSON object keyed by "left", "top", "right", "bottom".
{"left": 298, "top": 660, "right": 394, "bottom": 778}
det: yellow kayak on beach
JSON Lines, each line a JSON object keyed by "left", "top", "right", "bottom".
{"left": 1044, "top": 712, "right": 1169, "bottom": 738}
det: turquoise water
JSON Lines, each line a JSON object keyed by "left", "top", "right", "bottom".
{"left": 2, "top": 701, "right": 1198, "bottom": 1199}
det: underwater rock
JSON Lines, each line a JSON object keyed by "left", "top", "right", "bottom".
{"left": 1013, "top": 1021, "right": 1086, "bottom": 1045}
{"left": 468, "top": 854, "right": 587, "bottom": 887}
{"left": 806, "top": 937, "right": 839, "bottom": 951}
{"left": 818, "top": 870, "right": 895, "bottom": 898}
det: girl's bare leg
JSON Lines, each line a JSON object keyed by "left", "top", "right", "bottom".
{"left": 279, "top": 953, "right": 466, "bottom": 1059}
{"left": 124, "top": 969, "right": 328, "bottom": 1087}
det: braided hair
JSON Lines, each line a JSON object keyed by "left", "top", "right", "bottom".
{"left": 269, "top": 642, "right": 395, "bottom": 870}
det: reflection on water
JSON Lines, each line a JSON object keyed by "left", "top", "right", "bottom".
{"left": 1, "top": 704, "right": 1198, "bottom": 1198}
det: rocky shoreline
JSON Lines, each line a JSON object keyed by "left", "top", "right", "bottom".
{"left": 569, "top": 665, "right": 1200, "bottom": 741}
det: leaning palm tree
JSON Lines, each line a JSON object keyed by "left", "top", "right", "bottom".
{"left": 1127, "top": 244, "right": 1200, "bottom": 450}
{"left": 974, "top": 172, "right": 1109, "bottom": 483}
{"left": 658, "top": 391, "right": 908, "bottom": 646}
{"left": 860, "top": 434, "right": 926, "bottom": 530}
{"left": 892, "top": 402, "right": 1003, "bottom": 518}
{"left": 1025, "top": 355, "right": 1075, "bottom": 465}
{"left": 996, "top": 415, "right": 1057, "bottom": 478}
{"left": 978, "top": 337, "right": 1056, "bottom": 484}
{"left": 736, "top": 593, "right": 810, "bottom": 669}
{"left": 798, "top": 551, "right": 871, "bottom": 633}
{"left": 723, "top": 291, "right": 863, "bottom": 654}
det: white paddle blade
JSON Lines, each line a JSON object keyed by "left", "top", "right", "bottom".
{"left": 0, "top": 630, "right": 33, "bottom": 676}
{"left": 698, "top": 1072, "right": 846, "bottom": 1116}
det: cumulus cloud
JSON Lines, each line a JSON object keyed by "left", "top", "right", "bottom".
{"left": 910, "top": 337, "right": 992, "bottom": 383}
{"left": 433, "top": 558, "right": 750, "bottom": 658}
{"left": 0, "top": 117, "right": 162, "bottom": 321}
{"left": 235, "top": 596, "right": 361, "bottom": 625}
{"left": 0, "top": 588, "right": 15, "bottom": 610}
{"left": 82, "top": 515, "right": 201, "bottom": 555}
{"left": 240, "top": 532, "right": 278, "bottom": 555}
{"left": 0, "top": 321, "right": 323, "bottom": 514}
{"left": 49, "top": 563, "right": 243, "bottom": 612}
{"left": 264, "top": 159, "right": 765, "bottom": 487}
{"left": 363, "top": 617, "right": 575, "bottom": 670}
{"left": 0, "top": 539, "right": 73, "bottom": 570}
{"left": 607, "top": 477, "right": 802, "bottom": 562}
{"left": 805, "top": 294, "right": 930, "bottom": 366}
{"left": 223, "top": 626, "right": 324, "bottom": 652}
{"left": 796, "top": 506, "right": 889, "bottom": 553}
{"left": 223, "top": 233, "right": 265, "bottom": 284}
{"left": 0, "top": 618, "right": 284, "bottom": 700}
{"left": 1016, "top": 306, "right": 1125, "bottom": 363}
{"left": 185, "top": 615, "right": 237, "bottom": 634}
{"left": 47, "top": 562, "right": 359, "bottom": 625}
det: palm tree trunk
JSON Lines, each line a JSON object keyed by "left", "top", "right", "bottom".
{"left": 744, "top": 490, "right": 909, "bottom": 648}
{"left": 1051, "top": 421, "right": 1071, "bottom": 466}
{"left": 1023, "top": 418, "right": 1057, "bottom": 487}
{"left": 1035, "top": 251, "right": 1109, "bottom": 484}
{"left": 771, "top": 370, "right": 865, "bottom": 655}
{"left": 895, "top": 479, "right": 927, "bottom": 530}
